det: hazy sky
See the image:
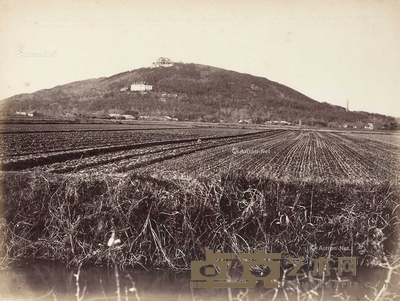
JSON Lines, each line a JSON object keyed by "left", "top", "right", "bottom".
{"left": 0, "top": 0, "right": 399, "bottom": 116}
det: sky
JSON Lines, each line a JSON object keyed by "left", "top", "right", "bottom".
{"left": 0, "top": 0, "right": 399, "bottom": 116}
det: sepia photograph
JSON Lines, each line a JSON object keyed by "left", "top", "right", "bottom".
{"left": 0, "top": 0, "right": 399, "bottom": 300}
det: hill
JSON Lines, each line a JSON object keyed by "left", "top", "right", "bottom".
{"left": 0, "top": 62, "right": 397, "bottom": 128}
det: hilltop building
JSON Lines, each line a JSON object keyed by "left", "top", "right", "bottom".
{"left": 152, "top": 57, "right": 174, "bottom": 68}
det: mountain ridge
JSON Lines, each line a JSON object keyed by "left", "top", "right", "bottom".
{"left": 0, "top": 62, "right": 397, "bottom": 129}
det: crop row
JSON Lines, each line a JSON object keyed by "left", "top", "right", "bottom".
{"left": 130, "top": 131, "right": 399, "bottom": 183}
{"left": 0, "top": 122, "right": 187, "bottom": 133}
{"left": 0, "top": 127, "right": 261, "bottom": 158}
{"left": 5, "top": 128, "right": 398, "bottom": 184}
{"left": 2, "top": 130, "right": 274, "bottom": 171}
{"left": 341, "top": 132, "right": 400, "bottom": 147}
{"left": 59, "top": 130, "right": 286, "bottom": 174}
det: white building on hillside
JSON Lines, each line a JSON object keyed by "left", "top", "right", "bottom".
{"left": 131, "top": 81, "right": 153, "bottom": 92}
{"left": 365, "top": 123, "right": 374, "bottom": 130}
{"left": 15, "top": 111, "right": 37, "bottom": 117}
{"left": 15, "top": 111, "right": 27, "bottom": 116}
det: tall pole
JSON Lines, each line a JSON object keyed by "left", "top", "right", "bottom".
{"left": 346, "top": 99, "right": 349, "bottom": 112}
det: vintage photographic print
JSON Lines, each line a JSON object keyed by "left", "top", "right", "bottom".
{"left": 0, "top": 0, "right": 399, "bottom": 300}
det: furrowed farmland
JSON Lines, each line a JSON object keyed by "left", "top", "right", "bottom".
{"left": 1, "top": 123, "right": 399, "bottom": 298}
{"left": 1, "top": 125, "right": 399, "bottom": 182}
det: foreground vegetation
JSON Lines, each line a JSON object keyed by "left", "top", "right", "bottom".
{"left": 1, "top": 170, "right": 399, "bottom": 270}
